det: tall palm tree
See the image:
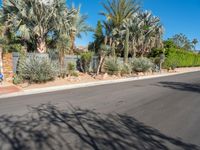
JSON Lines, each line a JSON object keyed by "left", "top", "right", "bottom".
{"left": 2, "top": 0, "right": 75, "bottom": 53}
{"left": 101, "top": 0, "right": 140, "bottom": 60}
{"left": 101, "top": 0, "right": 140, "bottom": 29}
{"left": 136, "top": 11, "right": 164, "bottom": 56}
{"left": 119, "top": 11, "right": 164, "bottom": 57}
{"left": 70, "top": 6, "right": 93, "bottom": 52}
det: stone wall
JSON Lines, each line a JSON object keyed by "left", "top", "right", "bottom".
{"left": 2, "top": 53, "right": 13, "bottom": 81}
{"left": 0, "top": 49, "right": 2, "bottom": 74}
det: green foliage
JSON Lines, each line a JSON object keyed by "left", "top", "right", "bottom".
{"left": 163, "top": 48, "right": 200, "bottom": 69}
{"left": 104, "top": 58, "right": 120, "bottom": 75}
{"left": 18, "top": 56, "right": 56, "bottom": 83}
{"left": 131, "top": 57, "right": 153, "bottom": 72}
{"left": 80, "top": 52, "right": 93, "bottom": 73}
{"left": 2, "top": 0, "right": 78, "bottom": 53}
{"left": 67, "top": 62, "right": 77, "bottom": 76}
{"left": 101, "top": 0, "right": 140, "bottom": 29}
{"left": 149, "top": 48, "right": 165, "bottom": 58}
{"left": 170, "top": 33, "right": 195, "bottom": 50}
{"left": 120, "top": 63, "right": 132, "bottom": 76}
{"left": 163, "top": 40, "right": 177, "bottom": 49}
{"left": 92, "top": 21, "right": 104, "bottom": 53}
{"left": 13, "top": 74, "right": 23, "bottom": 85}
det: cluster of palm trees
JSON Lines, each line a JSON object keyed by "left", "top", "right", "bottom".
{"left": 93, "top": 0, "right": 164, "bottom": 63}
{"left": 0, "top": 0, "right": 92, "bottom": 54}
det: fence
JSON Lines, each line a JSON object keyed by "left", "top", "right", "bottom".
{"left": 12, "top": 52, "right": 100, "bottom": 73}
{"left": 12, "top": 52, "right": 125, "bottom": 73}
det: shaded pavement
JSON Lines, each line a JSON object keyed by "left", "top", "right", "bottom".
{"left": 0, "top": 71, "right": 200, "bottom": 149}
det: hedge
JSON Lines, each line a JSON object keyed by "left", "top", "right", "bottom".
{"left": 164, "top": 48, "right": 200, "bottom": 69}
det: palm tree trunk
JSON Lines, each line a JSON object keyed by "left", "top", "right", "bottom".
{"left": 70, "top": 33, "right": 75, "bottom": 53}
{"left": 37, "top": 37, "right": 47, "bottom": 53}
{"left": 132, "top": 39, "right": 136, "bottom": 57}
{"left": 96, "top": 56, "right": 103, "bottom": 75}
{"left": 111, "top": 43, "right": 116, "bottom": 57}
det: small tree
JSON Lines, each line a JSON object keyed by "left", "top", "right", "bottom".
{"left": 93, "top": 21, "right": 104, "bottom": 53}
{"left": 96, "top": 43, "right": 111, "bottom": 75}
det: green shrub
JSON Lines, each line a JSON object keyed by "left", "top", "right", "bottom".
{"left": 13, "top": 74, "right": 23, "bottom": 85}
{"left": 163, "top": 48, "right": 200, "bottom": 69}
{"left": 131, "top": 57, "right": 153, "bottom": 72}
{"left": 66, "top": 62, "right": 79, "bottom": 77}
{"left": 104, "top": 58, "right": 120, "bottom": 75}
{"left": 80, "top": 52, "right": 93, "bottom": 73}
{"left": 19, "top": 56, "right": 56, "bottom": 83}
{"left": 71, "top": 71, "right": 79, "bottom": 77}
{"left": 120, "top": 63, "right": 132, "bottom": 76}
{"left": 149, "top": 48, "right": 165, "bottom": 58}
{"left": 67, "top": 62, "right": 76, "bottom": 75}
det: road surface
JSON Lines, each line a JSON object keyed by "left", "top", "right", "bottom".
{"left": 0, "top": 71, "right": 200, "bottom": 150}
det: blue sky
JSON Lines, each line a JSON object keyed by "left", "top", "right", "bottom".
{"left": 1, "top": 0, "right": 200, "bottom": 49}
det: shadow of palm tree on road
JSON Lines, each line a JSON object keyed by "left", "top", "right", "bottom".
{"left": 0, "top": 104, "right": 199, "bottom": 150}
{"left": 155, "top": 81, "right": 200, "bottom": 94}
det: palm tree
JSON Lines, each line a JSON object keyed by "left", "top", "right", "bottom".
{"left": 2, "top": 0, "right": 72, "bottom": 53}
{"left": 120, "top": 13, "right": 142, "bottom": 57}
{"left": 70, "top": 6, "right": 93, "bottom": 52}
{"left": 118, "top": 11, "right": 163, "bottom": 57}
{"left": 192, "top": 38, "right": 198, "bottom": 50}
{"left": 52, "top": 2, "right": 77, "bottom": 76}
{"left": 101, "top": 0, "right": 140, "bottom": 58}
{"left": 135, "top": 11, "right": 164, "bottom": 56}
{"left": 101, "top": 0, "right": 140, "bottom": 29}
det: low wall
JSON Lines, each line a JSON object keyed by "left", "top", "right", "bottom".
{"left": 3, "top": 53, "right": 13, "bottom": 81}
{"left": 12, "top": 53, "right": 100, "bottom": 73}
{"left": 12, "top": 53, "right": 124, "bottom": 74}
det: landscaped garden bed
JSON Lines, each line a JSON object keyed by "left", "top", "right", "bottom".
{"left": 13, "top": 66, "right": 200, "bottom": 91}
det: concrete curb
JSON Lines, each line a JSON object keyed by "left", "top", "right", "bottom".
{"left": 0, "top": 70, "right": 200, "bottom": 99}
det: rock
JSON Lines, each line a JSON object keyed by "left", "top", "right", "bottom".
{"left": 137, "top": 72, "right": 144, "bottom": 76}
{"left": 102, "top": 73, "right": 108, "bottom": 79}
{"left": 95, "top": 75, "right": 103, "bottom": 80}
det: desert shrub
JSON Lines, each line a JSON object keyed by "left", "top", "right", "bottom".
{"left": 80, "top": 52, "right": 93, "bottom": 73}
{"left": 163, "top": 48, "right": 200, "bottom": 69}
{"left": 120, "top": 63, "right": 132, "bottom": 76}
{"left": 104, "top": 58, "right": 120, "bottom": 75}
{"left": 70, "top": 71, "right": 79, "bottom": 77}
{"left": 18, "top": 56, "right": 56, "bottom": 83}
{"left": 67, "top": 62, "right": 78, "bottom": 77}
{"left": 131, "top": 57, "right": 153, "bottom": 72}
{"left": 13, "top": 74, "right": 23, "bottom": 85}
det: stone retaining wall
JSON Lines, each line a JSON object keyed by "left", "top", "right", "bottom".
{"left": 2, "top": 53, "right": 13, "bottom": 81}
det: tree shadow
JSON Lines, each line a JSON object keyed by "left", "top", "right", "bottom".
{"left": 155, "top": 82, "right": 200, "bottom": 94}
{"left": 0, "top": 104, "right": 199, "bottom": 150}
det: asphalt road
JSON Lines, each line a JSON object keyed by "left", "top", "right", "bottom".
{"left": 0, "top": 71, "right": 200, "bottom": 150}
